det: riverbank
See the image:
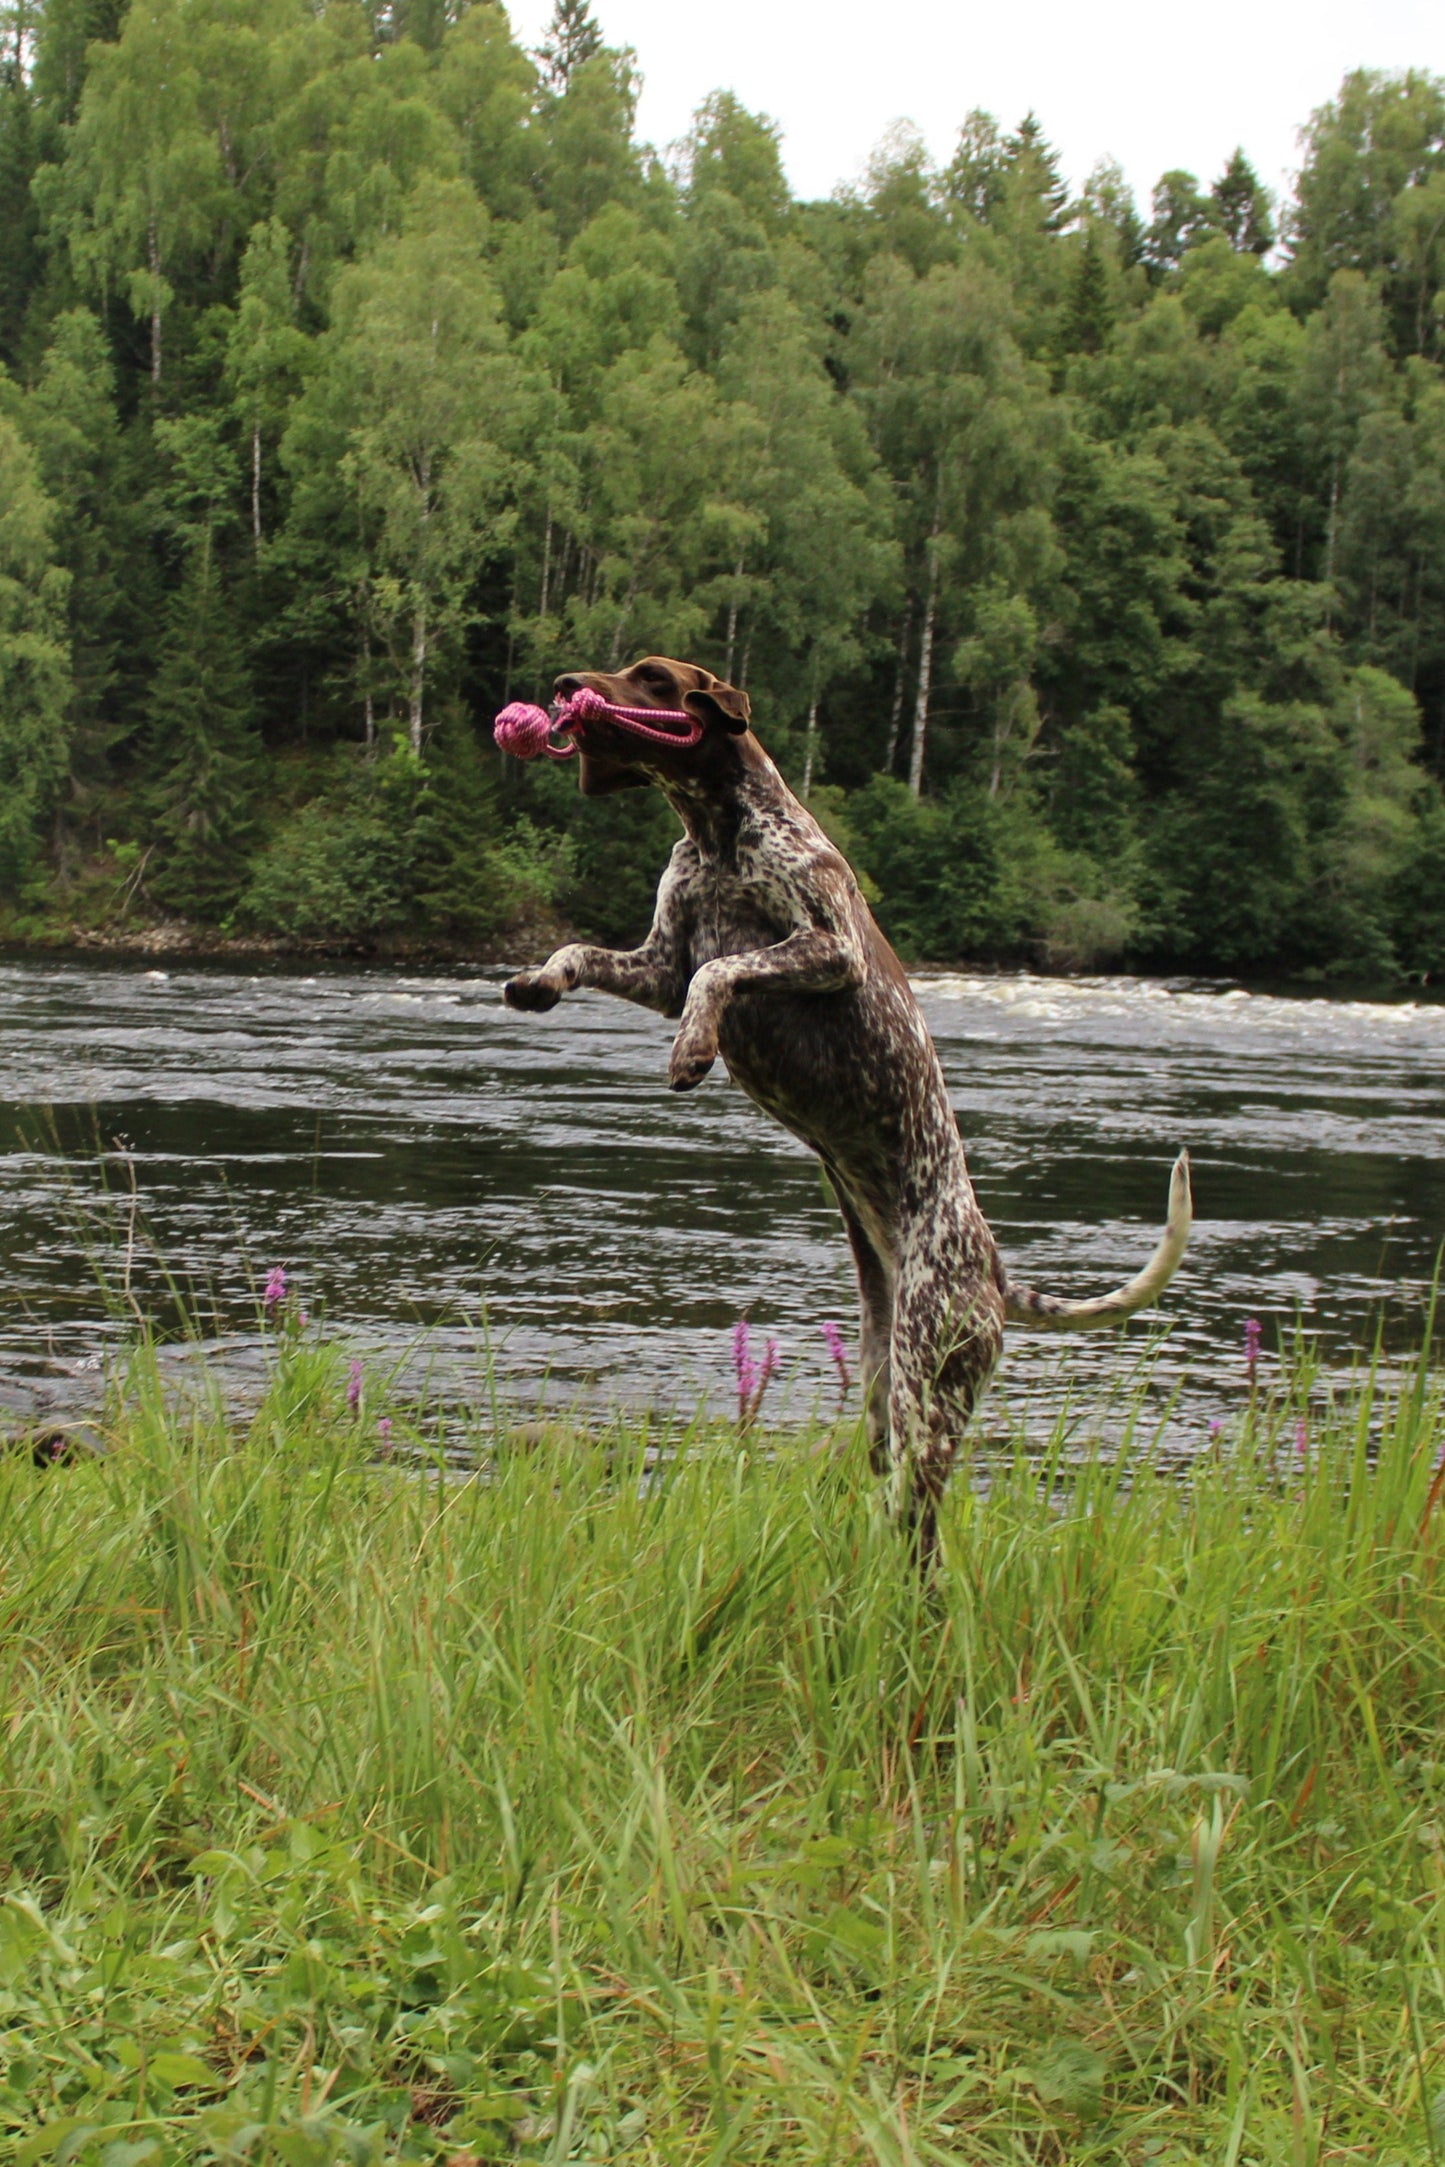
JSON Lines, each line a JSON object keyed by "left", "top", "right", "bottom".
{"left": 3, "top": 1346, "right": 1443, "bottom": 2162}
{"left": 0, "top": 906, "right": 570, "bottom": 969}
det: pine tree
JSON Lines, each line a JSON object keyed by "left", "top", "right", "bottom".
{"left": 147, "top": 546, "right": 260, "bottom": 919}
{"left": 1064, "top": 230, "right": 1114, "bottom": 353}
{"left": 1211, "top": 149, "right": 1275, "bottom": 255}
{"left": 1002, "top": 112, "right": 1068, "bottom": 232}
{"left": 537, "top": 0, "right": 601, "bottom": 93}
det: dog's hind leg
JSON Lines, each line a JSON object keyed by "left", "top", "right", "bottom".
{"left": 827, "top": 1174, "right": 896, "bottom": 1471}
{"left": 887, "top": 1217, "right": 1004, "bottom": 1565}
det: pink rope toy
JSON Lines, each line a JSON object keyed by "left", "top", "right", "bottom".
{"left": 493, "top": 684, "right": 705, "bottom": 761}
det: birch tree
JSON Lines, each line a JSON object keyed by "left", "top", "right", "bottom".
{"left": 853, "top": 253, "right": 1059, "bottom": 794}
{"left": 291, "top": 176, "right": 523, "bottom": 753}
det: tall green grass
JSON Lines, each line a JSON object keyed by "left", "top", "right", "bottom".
{"left": 2, "top": 1337, "right": 1444, "bottom": 2164}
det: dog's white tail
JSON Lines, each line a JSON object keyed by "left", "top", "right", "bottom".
{"left": 1002, "top": 1150, "right": 1192, "bottom": 1331}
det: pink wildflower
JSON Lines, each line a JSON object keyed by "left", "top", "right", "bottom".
{"left": 821, "top": 1319, "right": 851, "bottom": 1404}
{"left": 262, "top": 1265, "right": 288, "bottom": 1313}
{"left": 733, "top": 1318, "right": 758, "bottom": 1419}
{"left": 347, "top": 1358, "right": 363, "bottom": 1411}
{"left": 732, "top": 1318, "right": 779, "bottom": 1431}
{"left": 1244, "top": 1316, "right": 1262, "bottom": 1385}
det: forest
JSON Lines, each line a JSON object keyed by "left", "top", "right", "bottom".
{"left": 0, "top": 0, "right": 1443, "bottom": 978}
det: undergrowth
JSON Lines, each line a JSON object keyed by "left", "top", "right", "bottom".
{"left": 2, "top": 1334, "right": 1445, "bottom": 2164}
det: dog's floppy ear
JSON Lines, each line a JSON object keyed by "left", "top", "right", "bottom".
{"left": 681, "top": 677, "right": 752, "bottom": 734}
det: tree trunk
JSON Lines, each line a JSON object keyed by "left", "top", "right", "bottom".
{"left": 148, "top": 217, "right": 162, "bottom": 384}
{"left": 884, "top": 596, "right": 913, "bottom": 774}
{"left": 538, "top": 508, "right": 553, "bottom": 619}
{"left": 801, "top": 694, "right": 819, "bottom": 798}
{"left": 724, "top": 552, "right": 744, "bottom": 680}
{"left": 362, "top": 619, "right": 375, "bottom": 752}
{"left": 251, "top": 419, "right": 263, "bottom": 556}
{"left": 1324, "top": 455, "right": 1339, "bottom": 627}
{"left": 908, "top": 515, "right": 941, "bottom": 799}
{"left": 409, "top": 599, "right": 426, "bottom": 755}
{"left": 608, "top": 580, "right": 639, "bottom": 668}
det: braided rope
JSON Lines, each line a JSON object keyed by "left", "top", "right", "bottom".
{"left": 493, "top": 684, "right": 705, "bottom": 761}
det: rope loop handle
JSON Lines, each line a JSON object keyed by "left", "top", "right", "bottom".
{"left": 494, "top": 685, "right": 706, "bottom": 761}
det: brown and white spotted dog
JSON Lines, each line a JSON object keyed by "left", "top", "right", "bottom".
{"left": 504, "top": 656, "right": 1192, "bottom": 1557}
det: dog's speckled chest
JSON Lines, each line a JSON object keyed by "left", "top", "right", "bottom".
{"left": 682, "top": 804, "right": 837, "bottom": 969}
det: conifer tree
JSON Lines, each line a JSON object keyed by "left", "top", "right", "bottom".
{"left": 537, "top": 0, "right": 601, "bottom": 93}
{"left": 1211, "top": 149, "right": 1275, "bottom": 255}
{"left": 1064, "top": 230, "right": 1114, "bottom": 353}
{"left": 145, "top": 415, "right": 260, "bottom": 916}
{"left": 146, "top": 546, "right": 260, "bottom": 918}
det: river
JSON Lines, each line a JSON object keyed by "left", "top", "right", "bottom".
{"left": 2, "top": 957, "right": 1442, "bottom": 1449}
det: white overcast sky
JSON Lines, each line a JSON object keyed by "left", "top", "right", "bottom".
{"left": 503, "top": 0, "right": 1445, "bottom": 214}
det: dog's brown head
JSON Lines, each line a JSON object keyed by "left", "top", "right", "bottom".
{"left": 554, "top": 657, "right": 752, "bottom": 796}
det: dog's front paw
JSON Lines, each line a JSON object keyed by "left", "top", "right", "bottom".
{"left": 504, "top": 971, "right": 563, "bottom": 1012}
{"left": 668, "top": 1026, "right": 718, "bottom": 1091}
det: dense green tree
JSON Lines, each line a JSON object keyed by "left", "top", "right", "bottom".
{"left": 1288, "top": 71, "right": 1445, "bottom": 318}
{"left": 225, "top": 218, "right": 312, "bottom": 558}
{"left": 288, "top": 177, "right": 524, "bottom": 751}
{"left": 428, "top": 3, "right": 536, "bottom": 221}
{"left": 22, "top": 306, "right": 131, "bottom": 815}
{"left": 37, "top": 0, "right": 291, "bottom": 383}
{"left": 1080, "top": 157, "right": 1145, "bottom": 269}
{"left": 943, "top": 110, "right": 1008, "bottom": 227}
{"left": 1145, "top": 169, "right": 1217, "bottom": 276}
{"left": 0, "top": 405, "right": 71, "bottom": 889}
{"left": 537, "top": 47, "right": 645, "bottom": 244}
{"left": 0, "top": 0, "right": 41, "bottom": 366}
{"left": 853, "top": 254, "right": 1059, "bottom": 793}
{"left": 683, "top": 91, "right": 789, "bottom": 231}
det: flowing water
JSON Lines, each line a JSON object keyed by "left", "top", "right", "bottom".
{"left": 2, "top": 955, "right": 1442, "bottom": 1449}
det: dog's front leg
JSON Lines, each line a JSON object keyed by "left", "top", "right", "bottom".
{"left": 667, "top": 926, "right": 864, "bottom": 1090}
{"left": 505, "top": 939, "right": 682, "bottom": 1016}
{"left": 505, "top": 846, "right": 693, "bottom": 1019}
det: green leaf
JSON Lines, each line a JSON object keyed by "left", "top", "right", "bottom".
{"left": 149, "top": 2050, "right": 219, "bottom": 2089}
{"left": 15, "top": 2124, "right": 100, "bottom": 2166}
